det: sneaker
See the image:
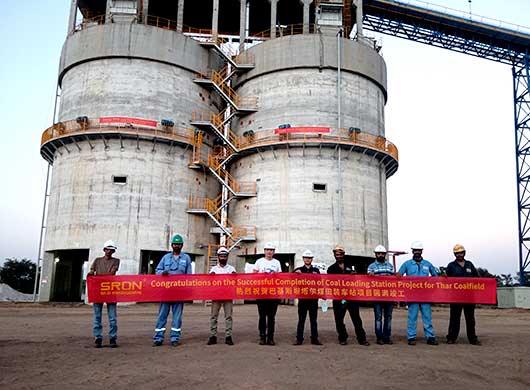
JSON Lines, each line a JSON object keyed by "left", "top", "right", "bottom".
{"left": 376, "top": 339, "right": 384, "bottom": 345}
{"left": 225, "top": 337, "right": 234, "bottom": 346}
{"left": 408, "top": 338, "right": 416, "bottom": 346}
{"left": 94, "top": 338, "right": 102, "bottom": 348}
{"left": 109, "top": 338, "right": 118, "bottom": 348}
{"left": 427, "top": 337, "right": 439, "bottom": 345}
{"left": 311, "top": 339, "right": 323, "bottom": 346}
{"left": 171, "top": 341, "right": 180, "bottom": 347}
{"left": 207, "top": 336, "right": 217, "bottom": 345}
{"left": 339, "top": 340, "right": 348, "bottom": 346}
{"left": 152, "top": 341, "right": 163, "bottom": 347}
{"left": 470, "top": 339, "right": 481, "bottom": 346}
{"left": 293, "top": 339, "right": 303, "bottom": 345}
{"left": 359, "top": 340, "right": 370, "bottom": 346}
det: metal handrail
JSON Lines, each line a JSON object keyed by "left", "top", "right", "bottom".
{"left": 40, "top": 118, "right": 194, "bottom": 146}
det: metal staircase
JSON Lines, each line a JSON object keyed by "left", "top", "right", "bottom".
{"left": 188, "top": 39, "right": 257, "bottom": 251}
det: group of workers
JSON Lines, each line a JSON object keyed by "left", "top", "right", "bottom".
{"left": 88, "top": 236, "right": 481, "bottom": 348}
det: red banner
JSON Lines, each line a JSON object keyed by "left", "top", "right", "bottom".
{"left": 274, "top": 127, "right": 331, "bottom": 134}
{"left": 87, "top": 274, "right": 496, "bottom": 304}
{"left": 99, "top": 116, "right": 158, "bottom": 127}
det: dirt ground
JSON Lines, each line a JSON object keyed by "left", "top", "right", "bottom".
{"left": 0, "top": 303, "right": 529, "bottom": 390}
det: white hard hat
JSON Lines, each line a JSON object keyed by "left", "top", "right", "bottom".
{"left": 374, "top": 245, "right": 387, "bottom": 253}
{"left": 264, "top": 242, "right": 276, "bottom": 250}
{"left": 217, "top": 246, "right": 229, "bottom": 255}
{"left": 411, "top": 241, "right": 423, "bottom": 250}
{"left": 103, "top": 240, "right": 117, "bottom": 250}
{"left": 302, "top": 249, "right": 314, "bottom": 258}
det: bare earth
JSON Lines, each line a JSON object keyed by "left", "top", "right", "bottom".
{"left": 0, "top": 303, "right": 529, "bottom": 390}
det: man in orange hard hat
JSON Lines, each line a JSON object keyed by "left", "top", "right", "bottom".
{"left": 445, "top": 244, "right": 481, "bottom": 345}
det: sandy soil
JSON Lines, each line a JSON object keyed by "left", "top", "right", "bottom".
{"left": 0, "top": 303, "right": 528, "bottom": 390}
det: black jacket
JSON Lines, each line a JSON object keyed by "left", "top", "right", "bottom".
{"left": 446, "top": 260, "right": 478, "bottom": 277}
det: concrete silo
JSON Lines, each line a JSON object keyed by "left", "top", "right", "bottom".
{"left": 37, "top": 0, "right": 398, "bottom": 301}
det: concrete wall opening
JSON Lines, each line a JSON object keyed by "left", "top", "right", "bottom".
{"left": 50, "top": 249, "right": 90, "bottom": 302}
{"left": 140, "top": 250, "right": 168, "bottom": 274}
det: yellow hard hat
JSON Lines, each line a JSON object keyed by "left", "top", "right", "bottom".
{"left": 333, "top": 245, "right": 345, "bottom": 253}
{"left": 453, "top": 244, "right": 466, "bottom": 253}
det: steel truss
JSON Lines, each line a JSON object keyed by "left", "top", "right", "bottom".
{"left": 513, "top": 54, "right": 530, "bottom": 285}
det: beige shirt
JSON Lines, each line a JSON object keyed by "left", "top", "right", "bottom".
{"left": 90, "top": 256, "right": 120, "bottom": 275}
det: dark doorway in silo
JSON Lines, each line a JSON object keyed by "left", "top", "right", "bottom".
{"left": 344, "top": 255, "right": 372, "bottom": 275}
{"left": 51, "top": 249, "right": 89, "bottom": 302}
{"left": 140, "top": 250, "right": 168, "bottom": 274}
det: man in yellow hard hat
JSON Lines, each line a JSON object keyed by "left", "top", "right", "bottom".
{"left": 327, "top": 245, "right": 369, "bottom": 346}
{"left": 445, "top": 244, "right": 481, "bottom": 345}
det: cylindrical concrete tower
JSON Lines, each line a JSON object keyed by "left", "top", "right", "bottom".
{"left": 38, "top": 0, "right": 398, "bottom": 301}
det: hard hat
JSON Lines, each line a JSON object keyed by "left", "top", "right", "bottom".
{"left": 302, "top": 249, "right": 314, "bottom": 258}
{"left": 217, "top": 246, "right": 229, "bottom": 255}
{"left": 374, "top": 245, "right": 387, "bottom": 253}
{"left": 333, "top": 245, "right": 345, "bottom": 253}
{"left": 264, "top": 242, "right": 276, "bottom": 250}
{"left": 171, "top": 234, "right": 184, "bottom": 244}
{"left": 453, "top": 244, "right": 466, "bottom": 253}
{"left": 411, "top": 241, "right": 423, "bottom": 250}
{"left": 103, "top": 240, "right": 117, "bottom": 250}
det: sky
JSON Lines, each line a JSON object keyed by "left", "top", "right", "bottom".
{"left": 0, "top": 0, "right": 529, "bottom": 276}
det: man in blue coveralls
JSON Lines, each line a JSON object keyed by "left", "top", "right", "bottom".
{"left": 152, "top": 234, "right": 192, "bottom": 347}
{"left": 396, "top": 241, "right": 439, "bottom": 346}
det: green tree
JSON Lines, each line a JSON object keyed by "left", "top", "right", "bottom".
{"left": 0, "top": 258, "right": 36, "bottom": 294}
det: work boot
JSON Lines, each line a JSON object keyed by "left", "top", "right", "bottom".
{"left": 407, "top": 338, "right": 416, "bottom": 346}
{"left": 259, "top": 336, "right": 267, "bottom": 345}
{"left": 427, "top": 337, "right": 439, "bottom": 345}
{"left": 171, "top": 341, "right": 180, "bottom": 347}
{"left": 384, "top": 339, "right": 393, "bottom": 345}
{"left": 311, "top": 339, "right": 323, "bottom": 346}
{"left": 94, "top": 338, "right": 102, "bottom": 348}
{"left": 266, "top": 337, "right": 275, "bottom": 346}
{"left": 207, "top": 336, "right": 217, "bottom": 345}
{"left": 152, "top": 340, "right": 163, "bottom": 347}
{"left": 446, "top": 339, "right": 456, "bottom": 344}
{"left": 339, "top": 340, "right": 348, "bottom": 346}
{"left": 109, "top": 338, "right": 118, "bottom": 348}
{"left": 293, "top": 339, "right": 303, "bottom": 345}
{"left": 225, "top": 336, "right": 234, "bottom": 346}
{"left": 470, "top": 339, "right": 481, "bottom": 346}
{"left": 359, "top": 340, "right": 370, "bottom": 346}
{"left": 376, "top": 338, "right": 384, "bottom": 345}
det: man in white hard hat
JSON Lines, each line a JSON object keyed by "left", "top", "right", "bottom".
{"left": 253, "top": 242, "right": 282, "bottom": 345}
{"left": 396, "top": 241, "right": 439, "bottom": 346}
{"left": 207, "top": 246, "right": 236, "bottom": 346}
{"left": 445, "top": 244, "right": 481, "bottom": 345}
{"left": 368, "top": 245, "right": 395, "bottom": 345}
{"left": 293, "top": 250, "right": 322, "bottom": 346}
{"left": 87, "top": 240, "right": 120, "bottom": 348}
{"left": 327, "top": 245, "right": 369, "bottom": 346}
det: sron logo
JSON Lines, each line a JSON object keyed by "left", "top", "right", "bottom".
{"left": 100, "top": 281, "right": 143, "bottom": 295}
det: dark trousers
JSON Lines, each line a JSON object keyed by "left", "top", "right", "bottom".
{"left": 296, "top": 299, "right": 318, "bottom": 341}
{"left": 333, "top": 300, "right": 367, "bottom": 343}
{"left": 374, "top": 302, "right": 393, "bottom": 342}
{"left": 447, "top": 303, "right": 477, "bottom": 342}
{"left": 257, "top": 299, "right": 279, "bottom": 340}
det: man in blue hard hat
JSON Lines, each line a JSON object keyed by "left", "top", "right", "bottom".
{"left": 152, "top": 234, "right": 192, "bottom": 347}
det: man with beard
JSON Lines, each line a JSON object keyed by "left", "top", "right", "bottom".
{"left": 367, "top": 245, "right": 394, "bottom": 345}
{"left": 327, "top": 245, "right": 369, "bottom": 346}
{"left": 397, "top": 241, "right": 439, "bottom": 346}
{"left": 445, "top": 244, "right": 481, "bottom": 345}
{"left": 293, "top": 250, "right": 322, "bottom": 346}
{"left": 207, "top": 246, "right": 237, "bottom": 346}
